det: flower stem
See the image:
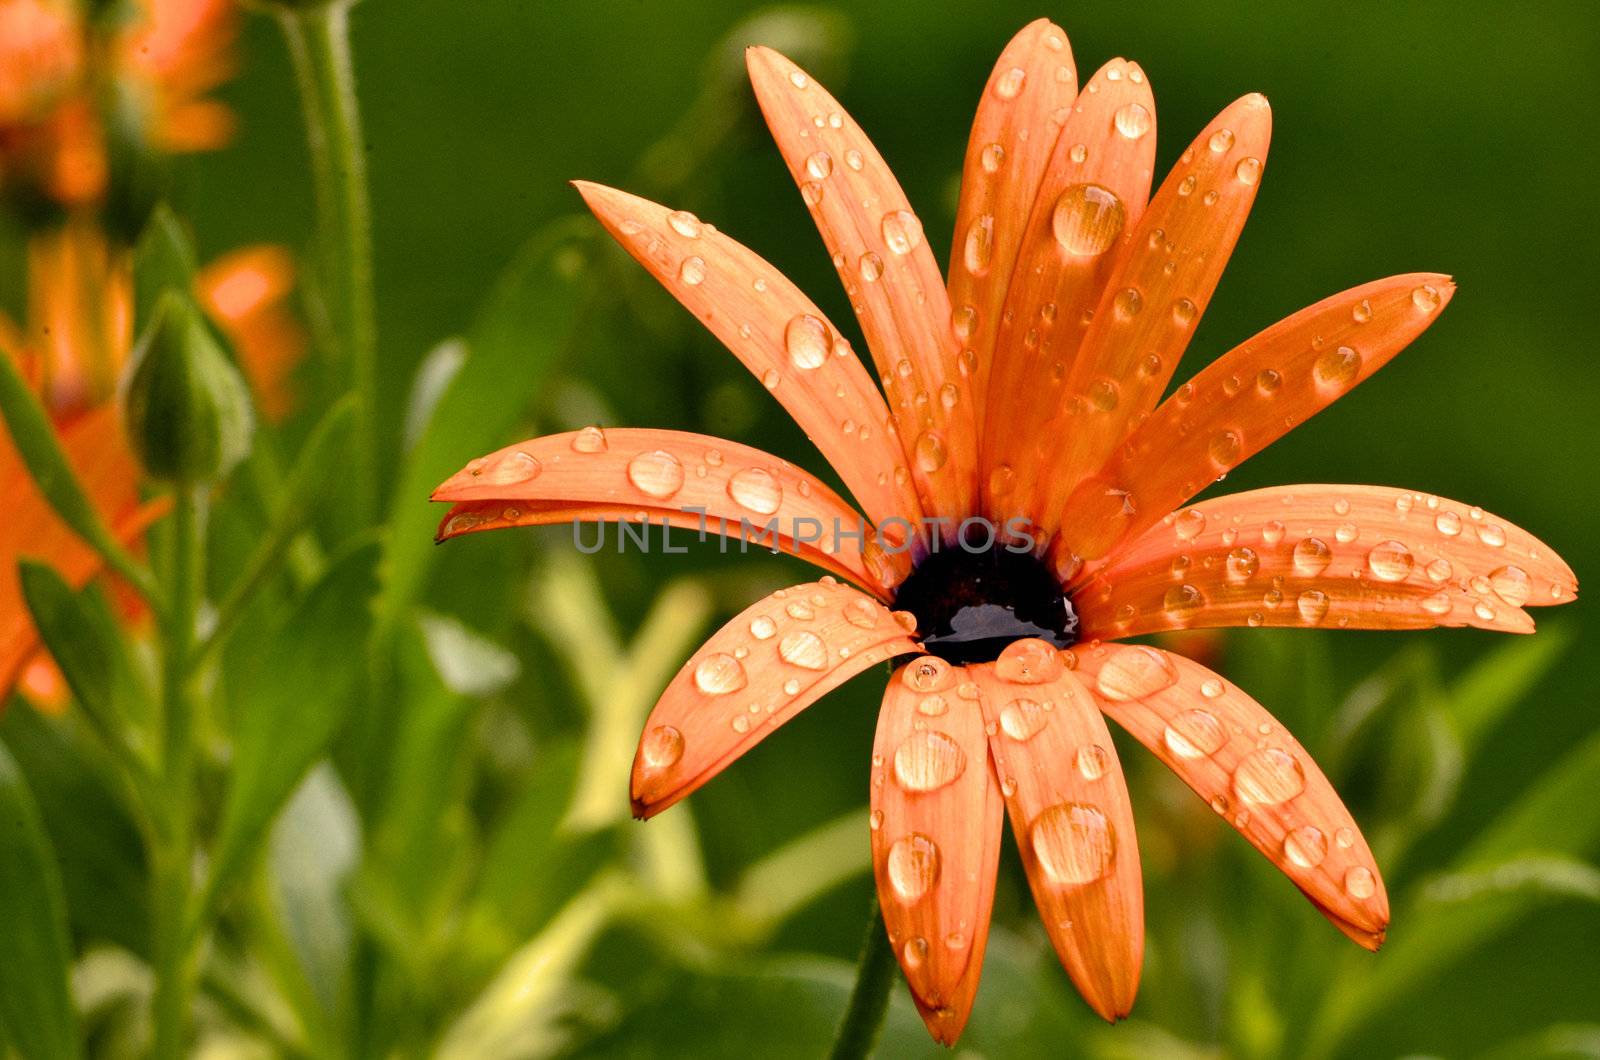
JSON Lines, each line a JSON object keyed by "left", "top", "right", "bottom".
{"left": 150, "top": 485, "right": 206, "bottom": 1059}
{"left": 278, "top": 0, "right": 379, "bottom": 524}
{"left": 828, "top": 898, "right": 897, "bottom": 1060}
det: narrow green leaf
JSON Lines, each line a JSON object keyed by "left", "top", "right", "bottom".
{"left": 0, "top": 739, "right": 81, "bottom": 1060}
{"left": 380, "top": 217, "right": 596, "bottom": 630}
{"left": 0, "top": 352, "right": 155, "bottom": 602}
{"left": 18, "top": 560, "right": 131, "bottom": 747}
{"left": 1447, "top": 624, "right": 1573, "bottom": 757}
{"left": 204, "top": 540, "right": 380, "bottom": 911}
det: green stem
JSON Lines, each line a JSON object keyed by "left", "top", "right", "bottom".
{"left": 279, "top": 0, "right": 379, "bottom": 524}
{"left": 150, "top": 485, "right": 205, "bottom": 1060}
{"left": 828, "top": 899, "right": 897, "bottom": 1060}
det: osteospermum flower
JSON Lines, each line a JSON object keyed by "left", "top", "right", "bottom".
{"left": 432, "top": 20, "right": 1576, "bottom": 1042}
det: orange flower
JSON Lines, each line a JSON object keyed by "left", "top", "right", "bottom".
{"left": 431, "top": 20, "right": 1576, "bottom": 1043}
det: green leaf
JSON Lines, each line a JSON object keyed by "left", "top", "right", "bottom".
{"left": 0, "top": 352, "right": 155, "bottom": 602}
{"left": 133, "top": 203, "right": 199, "bottom": 333}
{"left": 204, "top": 540, "right": 380, "bottom": 911}
{"left": 17, "top": 560, "right": 137, "bottom": 750}
{"left": 0, "top": 739, "right": 81, "bottom": 1060}
{"left": 379, "top": 217, "right": 596, "bottom": 632}
{"left": 1446, "top": 624, "right": 1574, "bottom": 758}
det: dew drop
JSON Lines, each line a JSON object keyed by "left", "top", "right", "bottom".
{"left": 1031, "top": 803, "right": 1115, "bottom": 884}
{"left": 784, "top": 313, "right": 831, "bottom": 371}
{"left": 1296, "top": 589, "right": 1331, "bottom": 624}
{"left": 893, "top": 731, "right": 967, "bottom": 792}
{"left": 1345, "top": 865, "right": 1376, "bottom": 899}
{"left": 1077, "top": 744, "right": 1110, "bottom": 780}
{"left": 1411, "top": 284, "right": 1441, "bottom": 312}
{"left": 1292, "top": 537, "right": 1332, "bottom": 576}
{"left": 902, "top": 657, "right": 955, "bottom": 693}
{"left": 627, "top": 450, "right": 686, "bottom": 498}
{"left": 778, "top": 630, "right": 827, "bottom": 670}
{"left": 858, "top": 252, "right": 883, "bottom": 282}
{"left": 995, "top": 639, "right": 1063, "bottom": 684}
{"left": 571, "top": 425, "right": 608, "bottom": 453}
{"left": 1233, "top": 747, "right": 1306, "bottom": 805}
{"left": 805, "top": 150, "right": 833, "bottom": 180}
{"left": 914, "top": 431, "right": 948, "bottom": 472}
{"left": 1209, "top": 430, "right": 1242, "bottom": 467}
{"left": 1174, "top": 508, "right": 1206, "bottom": 541}
{"left": 1163, "top": 583, "right": 1205, "bottom": 621}
{"left": 476, "top": 450, "right": 541, "bottom": 485}
{"left": 1051, "top": 183, "right": 1126, "bottom": 256}
{"left": 1095, "top": 645, "right": 1178, "bottom": 701}
{"left": 1477, "top": 523, "right": 1506, "bottom": 548}
{"left": 994, "top": 66, "right": 1027, "bottom": 99}
{"left": 1284, "top": 825, "right": 1327, "bottom": 869}
{"left": 667, "top": 210, "right": 702, "bottom": 238}
{"left": 951, "top": 304, "right": 977, "bottom": 340}
{"left": 750, "top": 615, "right": 777, "bottom": 640}
{"left": 1234, "top": 156, "right": 1262, "bottom": 185}
{"left": 1226, "top": 546, "right": 1260, "bottom": 581}
{"left": 641, "top": 725, "right": 684, "bottom": 769}
{"left": 1208, "top": 128, "right": 1235, "bottom": 153}
{"left": 1113, "top": 287, "right": 1144, "bottom": 320}
{"left": 980, "top": 142, "right": 1006, "bottom": 172}
{"left": 1000, "top": 698, "right": 1048, "bottom": 741}
{"left": 1163, "top": 709, "right": 1226, "bottom": 759}
{"left": 694, "top": 653, "right": 747, "bottom": 695}
{"left": 886, "top": 834, "right": 941, "bottom": 901}
{"left": 1313, "top": 345, "right": 1361, "bottom": 389}
{"left": 1366, "top": 540, "right": 1414, "bottom": 582}
{"left": 1113, "top": 102, "right": 1152, "bottom": 140}
{"left": 881, "top": 210, "right": 924, "bottom": 255}
{"left": 917, "top": 694, "right": 948, "bottom": 717}
{"left": 962, "top": 213, "right": 995, "bottom": 275}
{"left": 1488, "top": 565, "right": 1531, "bottom": 607}
{"left": 1435, "top": 510, "right": 1462, "bottom": 536}
{"left": 1421, "top": 592, "right": 1453, "bottom": 616}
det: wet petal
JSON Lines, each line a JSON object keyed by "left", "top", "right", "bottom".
{"left": 1073, "top": 485, "right": 1575, "bottom": 639}
{"left": 872, "top": 657, "right": 1004, "bottom": 1044}
{"left": 575, "top": 181, "right": 920, "bottom": 531}
{"left": 947, "top": 19, "right": 1078, "bottom": 439}
{"left": 969, "top": 643, "right": 1143, "bottom": 1020}
{"left": 982, "top": 59, "right": 1157, "bottom": 526}
{"left": 1052, "top": 275, "right": 1454, "bottom": 562}
{"left": 1, "top": 405, "right": 162, "bottom": 697}
{"left": 631, "top": 580, "right": 921, "bottom": 817}
{"left": 747, "top": 46, "right": 978, "bottom": 533}
{"left": 433, "top": 429, "right": 912, "bottom": 594}
{"left": 1038, "top": 94, "right": 1272, "bottom": 537}
{"left": 1073, "top": 643, "right": 1388, "bottom": 947}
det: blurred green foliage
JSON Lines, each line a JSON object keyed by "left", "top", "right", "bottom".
{"left": 1, "top": 1, "right": 1597, "bottom": 1056}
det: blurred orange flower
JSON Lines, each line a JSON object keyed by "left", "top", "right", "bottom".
{"left": 433, "top": 18, "right": 1575, "bottom": 1044}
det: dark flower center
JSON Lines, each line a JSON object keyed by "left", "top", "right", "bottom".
{"left": 891, "top": 543, "right": 1078, "bottom": 665}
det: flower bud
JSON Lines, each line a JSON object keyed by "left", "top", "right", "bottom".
{"left": 120, "top": 291, "right": 254, "bottom": 483}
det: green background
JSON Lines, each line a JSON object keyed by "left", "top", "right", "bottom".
{"left": 164, "top": 0, "right": 1598, "bottom": 1055}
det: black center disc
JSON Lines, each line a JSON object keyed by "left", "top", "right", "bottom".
{"left": 891, "top": 545, "right": 1078, "bottom": 665}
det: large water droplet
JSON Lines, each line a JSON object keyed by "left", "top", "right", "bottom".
{"left": 476, "top": 450, "right": 541, "bottom": 485}
{"left": 778, "top": 629, "right": 827, "bottom": 670}
{"left": 963, "top": 213, "right": 995, "bottom": 275}
{"left": 994, "top": 639, "right": 1063, "bottom": 685}
{"left": 893, "top": 731, "right": 967, "bottom": 792}
{"left": 999, "top": 698, "right": 1048, "bottom": 741}
{"left": 1052, "top": 183, "right": 1126, "bottom": 256}
{"left": 1313, "top": 345, "right": 1361, "bottom": 389}
{"left": 1077, "top": 744, "right": 1110, "bottom": 780}
{"left": 750, "top": 615, "right": 777, "bottom": 640}
{"left": 1292, "top": 537, "right": 1332, "bottom": 576}
{"left": 1297, "top": 589, "right": 1331, "bottom": 624}
{"left": 694, "top": 653, "right": 747, "bottom": 695}
{"left": 1095, "top": 645, "right": 1178, "bottom": 701}
{"left": 1227, "top": 546, "right": 1260, "bottom": 581}
{"left": 980, "top": 142, "right": 1006, "bottom": 172}
{"left": 784, "top": 314, "right": 830, "bottom": 371}
{"left": 727, "top": 467, "right": 783, "bottom": 515}
{"left": 1113, "top": 102, "right": 1152, "bottom": 140}
{"left": 1488, "top": 564, "right": 1531, "bottom": 607}
{"left": 994, "top": 66, "right": 1027, "bottom": 100}
{"left": 1031, "top": 803, "right": 1115, "bottom": 884}
{"left": 678, "top": 256, "right": 707, "bottom": 286}
{"left": 902, "top": 657, "right": 956, "bottom": 693}
{"left": 571, "top": 425, "right": 608, "bottom": 453}
{"left": 881, "top": 210, "right": 924, "bottom": 255}
{"left": 1174, "top": 508, "right": 1206, "bottom": 541}
{"left": 886, "top": 833, "right": 941, "bottom": 901}
{"left": 667, "top": 210, "right": 702, "bottom": 238}
{"left": 1344, "top": 865, "right": 1377, "bottom": 899}
{"left": 1284, "top": 825, "right": 1327, "bottom": 869}
{"left": 627, "top": 450, "right": 686, "bottom": 498}
{"left": 805, "top": 150, "right": 833, "bottom": 180}
{"left": 1366, "top": 540, "right": 1414, "bottom": 582}
{"left": 914, "top": 431, "right": 948, "bottom": 472}
{"left": 641, "top": 725, "right": 684, "bottom": 769}
{"left": 1163, "top": 709, "right": 1225, "bottom": 759}
{"left": 1233, "top": 748, "right": 1306, "bottom": 805}
{"left": 1163, "top": 583, "right": 1205, "bottom": 622}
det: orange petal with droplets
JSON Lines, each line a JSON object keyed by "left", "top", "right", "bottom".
{"left": 1052, "top": 275, "right": 1454, "bottom": 563}
{"left": 983, "top": 58, "right": 1157, "bottom": 526}
{"left": 1, "top": 405, "right": 163, "bottom": 697}
{"left": 432, "top": 429, "right": 911, "bottom": 594}
{"left": 632, "top": 580, "right": 922, "bottom": 817}
{"left": 574, "top": 181, "right": 920, "bottom": 531}
{"left": 1038, "top": 95, "right": 1272, "bottom": 536}
{"left": 1073, "top": 485, "right": 1576, "bottom": 640}
{"left": 1074, "top": 643, "right": 1388, "bottom": 948}
{"left": 947, "top": 19, "right": 1078, "bottom": 440}
{"left": 746, "top": 46, "right": 978, "bottom": 534}
{"left": 969, "top": 642, "right": 1143, "bottom": 1020}
{"left": 872, "top": 657, "right": 1003, "bottom": 1044}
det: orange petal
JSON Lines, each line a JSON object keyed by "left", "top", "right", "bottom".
{"left": 747, "top": 46, "right": 978, "bottom": 534}
{"left": 946, "top": 19, "right": 1079, "bottom": 441}
{"left": 1073, "top": 642, "right": 1388, "bottom": 948}
{"left": 871, "top": 657, "right": 1003, "bottom": 1044}
{"left": 968, "top": 642, "right": 1143, "bottom": 1020}
{"left": 1, "top": 405, "right": 158, "bottom": 698}
{"left": 432, "top": 429, "right": 911, "bottom": 594}
{"left": 196, "top": 245, "right": 306, "bottom": 423}
{"left": 982, "top": 58, "right": 1157, "bottom": 526}
{"left": 574, "top": 181, "right": 919, "bottom": 531}
{"left": 1052, "top": 275, "right": 1454, "bottom": 563}
{"left": 1037, "top": 94, "right": 1272, "bottom": 539}
{"left": 1073, "top": 485, "right": 1576, "bottom": 640}
{"left": 632, "top": 579, "right": 922, "bottom": 817}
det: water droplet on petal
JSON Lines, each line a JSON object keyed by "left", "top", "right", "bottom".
{"left": 1234, "top": 747, "right": 1306, "bottom": 805}
{"left": 726, "top": 467, "right": 783, "bottom": 515}
{"left": 1411, "top": 284, "right": 1441, "bottom": 312}
{"left": 994, "top": 66, "right": 1027, "bottom": 99}
{"left": 995, "top": 639, "right": 1062, "bottom": 684}
{"left": 571, "top": 425, "right": 608, "bottom": 453}
{"left": 858, "top": 252, "right": 883, "bottom": 282}
{"left": 1174, "top": 508, "right": 1206, "bottom": 541}
{"left": 893, "top": 731, "right": 967, "bottom": 792}
{"left": 805, "top": 150, "right": 833, "bottom": 180}
{"left": 886, "top": 834, "right": 941, "bottom": 901}
{"left": 694, "top": 653, "right": 747, "bottom": 695}
{"left": 1052, "top": 183, "right": 1126, "bottom": 256}
{"left": 1477, "top": 523, "right": 1506, "bottom": 548}
{"left": 1292, "top": 537, "right": 1332, "bottom": 576}
{"left": 1031, "top": 803, "right": 1115, "bottom": 884}
{"left": 1095, "top": 645, "right": 1178, "bottom": 701}
{"left": 1488, "top": 565, "right": 1531, "bottom": 606}
{"left": 1163, "top": 709, "right": 1225, "bottom": 758}
{"left": 1313, "top": 345, "right": 1361, "bottom": 389}
{"left": 784, "top": 314, "right": 830, "bottom": 371}
{"left": 477, "top": 450, "right": 541, "bottom": 485}
{"left": 999, "top": 698, "right": 1048, "bottom": 741}
{"left": 1435, "top": 510, "right": 1462, "bottom": 536}
{"left": 641, "top": 725, "right": 684, "bottom": 769}
{"left": 628, "top": 450, "right": 686, "bottom": 498}
{"left": 1114, "top": 287, "right": 1144, "bottom": 319}
{"left": 1284, "top": 825, "right": 1327, "bottom": 869}
{"left": 1077, "top": 744, "right": 1110, "bottom": 780}
{"left": 1163, "top": 583, "right": 1205, "bottom": 621}
{"left": 1297, "top": 589, "right": 1331, "bottom": 624}
{"left": 962, "top": 213, "right": 995, "bottom": 275}
{"left": 667, "top": 210, "right": 702, "bottom": 238}
{"left": 1366, "top": 540, "right": 1414, "bottom": 582}
{"left": 881, "top": 210, "right": 924, "bottom": 255}
{"left": 750, "top": 615, "right": 777, "bottom": 640}
{"left": 902, "top": 657, "right": 955, "bottom": 693}
{"left": 1234, "top": 156, "right": 1262, "bottom": 185}
{"left": 980, "top": 142, "right": 1006, "bottom": 172}
{"left": 1113, "top": 102, "right": 1152, "bottom": 139}
{"left": 778, "top": 630, "right": 827, "bottom": 670}
{"left": 1344, "top": 865, "right": 1376, "bottom": 899}
{"left": 914, "top": 431, "right": 948, "bottom": 472}
{"left": 678, "top": 256, "right": 706, "bottom": 286}
{"left": 1226, "top": 546, "right": 1260, "bottom": 582}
